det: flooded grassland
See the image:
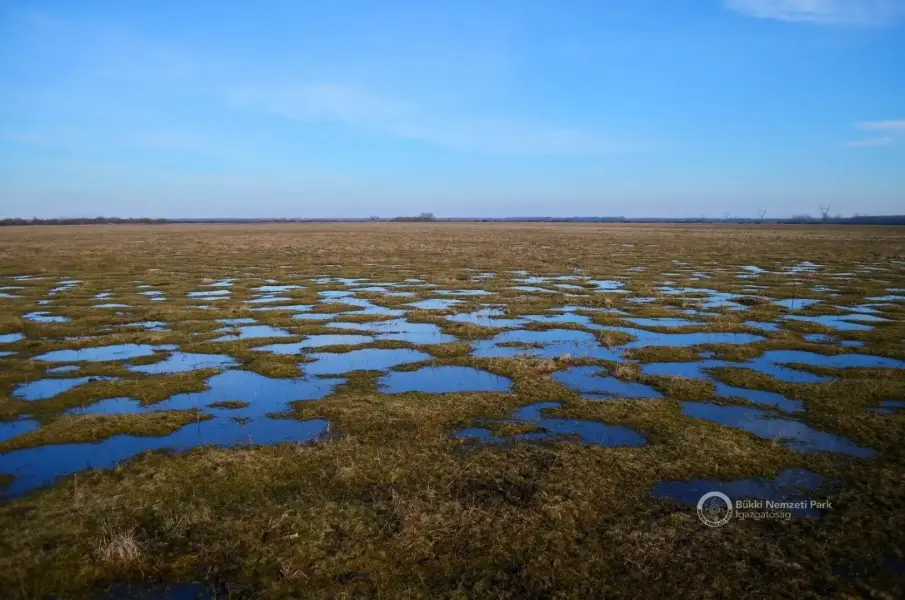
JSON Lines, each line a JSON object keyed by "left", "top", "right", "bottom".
{"left": 1, "top": 222, "right": 905, "bottom": 598}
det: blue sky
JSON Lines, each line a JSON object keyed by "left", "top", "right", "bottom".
{"left": 1, "top": 0, "right": 903, "bottom": 218}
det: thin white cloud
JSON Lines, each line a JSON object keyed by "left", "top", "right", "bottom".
{"left": 847, "top": 119, "right": 905, "bottom": 147}
{"left": 724, "top": 0, "right": 905, "bottom": 26}
{"left": 232, "top": 83, "right": 648, "bottom": 156}
{"left": 856, "top": 120, "right": 905, "bottom": 132}
{"left": 847, "top": 137, "right": 894, "bottom": 147}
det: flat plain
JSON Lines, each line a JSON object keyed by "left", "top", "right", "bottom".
{"left": 1, "top": 222, "right": 905, "bottom": 599}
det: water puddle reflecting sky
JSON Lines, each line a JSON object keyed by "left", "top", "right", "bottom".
{"left": 653, "top": 468, "right": 827, "bottom": 517}
{"left": 379, "top": 366, "right": 511, "bottom": 394}
{"left": 2, "top": 370, "right": 344, "bottom": 495}
{"left": 302, "top": 348, "right": 433, "bottom": 375}
{"left": 553, "top": 366, "right": 663, "bottom": 399}
{"left": 455, "top": 401, "right": 646, "bottom": 447}
{"left": 35, "top": 344, "right": 178, "bottom": 363}
{"left": 14, "top": 376, "right": 119, "bottom": 401}
{"left": 681, "top": 402, "right": 875, "bottom": 457}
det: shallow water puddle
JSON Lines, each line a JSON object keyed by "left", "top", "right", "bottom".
{"left": 624, "top": 317, "right": 705, "bottom": 328}
{"left": 14, "top": 376, "right": 119, "bottom": 401}
{"left": 210, "top": 324, "right": 292, "bottom": 342}
{"left": 652, "top": 468, "right": 826, "bottom": 517}
{"left": 514, "top": 276, "right": 578, "bottom": 285}
{"left": 433, "top": 289, "right": 492, "bottom": 296}
{"left": 98, "top": 582, "right": 216, "bottom": 599}
{"left": 0, "top": 332, "right": 24, "bottom": 343}
{"left": 245, "top": 295, "right": 292, "bottom": 304}
{"left": 784, "top": 314, "right": 885, "bottom": 331}
{"left": 129, "top": 353, "right": 238, "bottom": 374}
{"left": 124, "top": 321, "right": 170, "bottom": 331}
{"left": 292, "top": 313, "right": 337, "bottom": 321}
{"left": 252, "top": 303, "right": 314, "bottom": 313}
{"left": 754, "top": 349, "right": 905, "bottom": 374}
{"left": 302, "top": 348, "right": 433, "bottom": 375}
{"left": 784, "top": 261, "right": 822, "bottom": 274}
{"left": 803, "top": 334, "right": 864, "bottom": 348}
{"left": 327, "top": 318, "right": 456, "bottom": 344}
{"left": 93, "top": 303, "right": 133, "bottom": 309}
{"left": 256, "top": 335, "right": 375, "bottom": 353}
{"left": 78, "top": 370, "right": 344, "bottom": 419}
{"left": 643, "top": 349, "right": 905, "bottom": 385}
{"left": 332, "top": 297, "right": 407, "bottom": 317}
{"left": 657, "top": 286, "right": 748, "bottom": 310}
{"left": 523, "top": 313, "right": 607, "bottom": 328}
{"left": 379, "top": 366, "right": 512, "bottom": 394}
{"left": 0, "top": 417, "right": 331, "bottom": 496}
{"left": 599, "top": 326, "right": 764, "bottom": 350}
{"left": 0, "top": 419, "right": 40, "bottom": 444}
{"left": 840, "top": 303, "right": 895, "bottom": 314}
{"left": 870, "top": 400, "right": 905, "bottom": 414}
{"left": 1, "top": 371, "right": 344, "bottom": 495}
{"left": 313, "top": 277, "right": 369, "bottom": 285}
{"left": 775, "top": 298, "right": 821, "bottom": 310}
{"left": 24, "top": 311, "right": 70, "bottom": 323}
{"left": 47, "top": 280, "right": 81, "bottom": 295}
{"left": 552, "top": 305, "right": 627, "bottom": 315}
{"left": 202, "top": 278, "right": 235, "bottom": 288}
{"left": 186, "top": 290, "right": 230, "bottom": 298}
{"left": 553, "top": 366, "right": 662, "bottom": 399}
{"left": 472, "top": 329, "right": 623, "bottom": 361}
{"left": 46, "top": 365, "right": 80, "bottom": 374}
{"left": 588, "top": 279, "right": 626, "bottom": 292}
{"left": 35, "top": 344, "right": 178, "bottom": 363}
{"left": 448, "top": 309, "right": 528, "bottom": 328}
{"left": 455, "top": 402, "right": 646, "bottom": 447}
{"left": 682, "top": 402, "right": 875, "bottom": 457}
{"left": 319, "top": 290, "right": 354, "bottom": 299}
{"left": 866, "top": 295, "right": 905, "bottom": 302}
{"left": 406, "top": 298, "right": 463, "bottom": 310}
{"left": 712, "top": 382, "right": 803, "bottom": 413}
{"left": 254, "top": 284, "right": 304, "bottom": 292}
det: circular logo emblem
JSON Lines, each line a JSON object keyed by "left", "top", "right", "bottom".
{"left": 697, "top": 491, "right": 733, "bottom": 527}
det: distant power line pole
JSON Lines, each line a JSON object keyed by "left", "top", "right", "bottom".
{"left": 819, "top": 204, "right": 831, "bottom": 224}
{"left": 759, "top": 209, "right": 767, "bottom": 223}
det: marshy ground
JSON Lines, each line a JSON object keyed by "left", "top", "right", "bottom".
{"left": 1, "top": 222, "right": 904, "bottom": 599}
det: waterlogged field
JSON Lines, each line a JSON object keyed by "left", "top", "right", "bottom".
{"left": 1, "top": 223, "right": 904, "bottom": 598}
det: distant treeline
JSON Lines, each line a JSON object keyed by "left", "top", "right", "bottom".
{"left": 0, "top": 217, "right": 169, "bottom": 226}
{"left": 3, "top": 215, "right": 905, "bottom": 226}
